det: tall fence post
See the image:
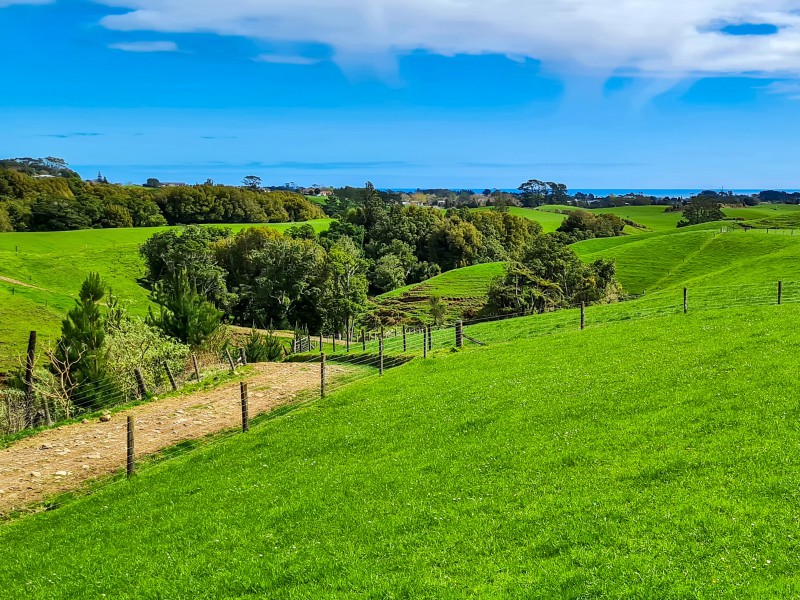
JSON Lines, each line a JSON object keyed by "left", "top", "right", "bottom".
{"left": 126, "top": 415, "right": 135, "bottom": 479}
{"left": 240, "top": 382, "right": 249, "bottom": 433}
{"left": 24, "top": 331, "right": 36, "bottom": 429}
{"left": 163, "top": 361, "right": 177, "bottom": 391}
{"left": 455, "top": 320, "right": 464, "bottom": 348}
{"left": 427, "top": 324, "right": 433, "bottom": 352}
{"left": 379, "top": 328, "right": 385, "bottom": 376}
{"left": 423, "top": 327, "right": 428, "bottom": 359}
{"left": 402, "top": 325, "right": 407, "bottom": 353}
{"left": 332, "top": 333, "right": 336, "bottom": 353}
{"left": 319, "top": 332, "right": 324, "bottom": 352}
{"left": 362, "top": 328, "right": 367, "bottom": 352}
{"left": 778, "top": 280, "right": 783, "bottom": 305}
{"left": 683, "top": 287, "right": 688, "bottom": 314}
{"left": 134, "top": 368, "right": 148, "bottom": 399}
{"left": 192, "top": 353, "right": 201, "bottom": 381}
{"left": 226, "top": 349, "right": 236, "bottom": 372}
{"left": 320, "top": 352, "right": 326, "bottom": 398}
{"left": 580, "top": 303, "right": 585, "bottom": 331}
{"left": 346, "top": 318, "right": 351, "bottom": 353}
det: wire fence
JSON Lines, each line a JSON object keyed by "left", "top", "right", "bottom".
{"left": 1, "top": 278, "right": 796, "bottom": 518}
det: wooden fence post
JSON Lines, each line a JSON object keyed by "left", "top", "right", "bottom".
{"left": 240, "top": 382, "right": 249, "bottom": 433}
{"left": 683, "top": 287, "right": 688, "bottom": 314}
{"left": 320, "top": 352, "right": 326, "bottom": 398}
{"left": 126, "top": 415, "right": 135, "bottom": 479}
{"left": 307, "top": 333, "right": 311, "bottom": 353}
{"left": 192, "top": 353, "right": 201, "bottom": 381}
{"left": 423, "top": 327, "right": 428, "bottom": 359}
{"left": 379, "top": 331, "right": 384, "bottom": 376}
{"left": 163, "top": 361, "right": 177, "bottom": 391}
{"left": 346, "top": 318, "right": 351, "bottom": 353}
{"left": 226, "top": 349, "right": 236, "bottom": 372}
{"left": 319, "top": 332, "right": 324, "bottom": 352}
{"left": 134, "top": 368, "right": 148, "bottom": 399}
{"left": 332, "top": 333, "right": 336, "bottom": 353}
{"left": 362, "top": 328, "right": 367, "bottom": 352}
{"left": 778, "top": 280, "right": 783, "bottom": 305}
{"left": 455, "top": 320, "right": 463, "bottom": 348}
{"left": 402, "top": 325, "right": 407, "bottom": 353}
{"left": 24, "top": 331, "right": 36, "bottom": 429}
{"left": 427, "top": 324, "right": 433, "bottom": 351}
{"left": 580, "top": 303, "right": 585, "bottom": 330}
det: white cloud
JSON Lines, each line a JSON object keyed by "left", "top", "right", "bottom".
{"left": 108, "top": 40, "right": 179, "bottom": 52}
{"left": 254, "top": 54, "right": 320, "bottom": 66}
{"left": 95, "top": 0, "right": 800, "bottom": 76}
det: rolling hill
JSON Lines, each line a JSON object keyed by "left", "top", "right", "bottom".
{"left": 0, "top": 220, "right": 332, "bottom": 367}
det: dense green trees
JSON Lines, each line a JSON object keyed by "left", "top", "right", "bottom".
{"left": 557, "top": 209, "right": 626, "bottom": 240}
{"left": 485, "top": 236, "right": 620, "bottom": 316}
{"left": 678, "top": 196, "right": 725, "bottom": 227}
{"left": 0, "top": 166, "right": 324, "bottom": 232}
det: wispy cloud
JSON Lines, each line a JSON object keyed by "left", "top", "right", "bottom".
{"left": 96, "top": 0, "right": 800, "bottom": 77}
{"left": 254, "top": 54, "right": 320, "bottom": 66}
{"left": 108, "top": 41, "right": 178, "bottom": 53}
{"left": 762, "top": 81, "right": 800, "bottom": 100}
{"left": 200, "top": 135, "right": 238, "bottom": 140}
{"left": 36, "top": 132, "right": 103, "bottom": 139}
{"left": 0, "top": 0, "right": 53, "bottom": 7}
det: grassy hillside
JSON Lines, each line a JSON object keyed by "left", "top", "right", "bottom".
{"left": 540, "top": 203, "right": 800, "bottom": 233}
{"left": 0, "top": 220, "right": 332, "bottom": 367}
{"left": 574, "top": 228, "right": 800, "bottom": 295}
{"left": 376, "top": 262, "right": 505, "bottom": 320}
{"left": 2, "top": 302, "right": 800, "bottom": 597}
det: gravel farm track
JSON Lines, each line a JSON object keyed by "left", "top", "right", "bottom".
{"left": 0, "top": 362, "right": 346, "bottom": 517}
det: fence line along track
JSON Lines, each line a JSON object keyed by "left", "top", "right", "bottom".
{"left": 2, "top": 278, "right": 795, "bottom": 518}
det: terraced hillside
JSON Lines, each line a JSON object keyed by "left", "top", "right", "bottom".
{"left": 376, "top": 262, "right": 505, "bottom": 321}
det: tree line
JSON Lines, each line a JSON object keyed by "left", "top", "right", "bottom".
{"left": 0, "top": 166, "right": 325, "bottom": 232}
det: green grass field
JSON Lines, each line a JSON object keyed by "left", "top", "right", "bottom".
{"left": 537, "top": 203, "right": 800, "bottom": 233}
{"left": 574, "top": 227, "right": 800, "bottom": 295}
{"left": 3, "top": 302, "right": 800, "bottom": 597}
{"left": 0, "top": 220, "right": 332, "bottom": 367}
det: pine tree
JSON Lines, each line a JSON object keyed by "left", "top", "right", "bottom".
{"left": 148, "top": 270, "right": 222, "bottom": 346}
{"left": 58, "top": 273, "right": 116, "bottom": 409}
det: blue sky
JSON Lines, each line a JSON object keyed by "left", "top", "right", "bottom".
{"left": 3, "top": 0, "right": 800, "bottom": 189}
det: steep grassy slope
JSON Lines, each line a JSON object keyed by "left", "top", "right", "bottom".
{"left": 2, "top": 303, "right": 800, "bottom": 597}
{"left": 0, "top": 221, "right": 332, "bottom": 366}
{"left": 376, "top": 262, "right": 505, "bottom": 321}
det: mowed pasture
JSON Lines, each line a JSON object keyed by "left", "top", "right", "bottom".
{"left": 0, "top": 220, "right": 332, "bottom": 367}
{"left": 2, "top": 303, "right": 800, "bottom": 597}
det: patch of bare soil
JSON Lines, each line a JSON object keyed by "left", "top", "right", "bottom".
{"left": 0, "top": 362, "right": 341, "bottom": 517}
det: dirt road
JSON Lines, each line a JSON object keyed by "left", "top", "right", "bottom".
{"left": 0, "top": 361, "right": 341, "bottom": 517}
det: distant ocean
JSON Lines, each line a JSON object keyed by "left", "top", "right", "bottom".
{"left": 388, "top": 188, "right": 800, "bottom": 199}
